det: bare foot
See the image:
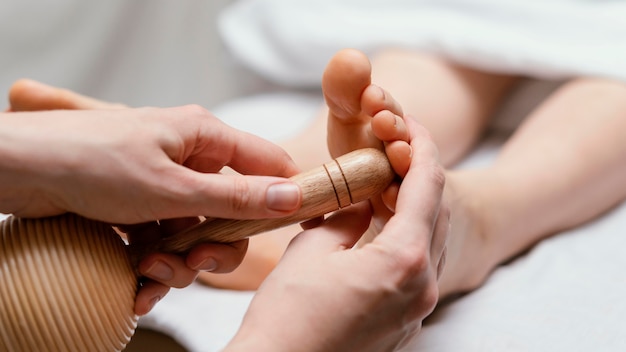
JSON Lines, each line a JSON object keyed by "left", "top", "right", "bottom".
{"left": 198, "top": 49, "right": 413, "bottom": 290}
{"left": 8, "top": 79, "right": 124, "bottom": 111}
{"left": 321, "top": 50, "right": 497, "bottom": 298}
{"left": 436, "top": 170, "right": 493, "bottom": 297}
{"left": 323, "top": 49, "right": 411, "bottom": 175}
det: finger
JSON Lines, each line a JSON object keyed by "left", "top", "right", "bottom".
{"left": 162, "top": 107, "right": 300, "bottom": 178}
{"left": 286, "top": 202, "right": 372, "bottom": 254}
{"left": 155, "top": 169, "right": 304, "bottom": 219}
{"left": 134, "top": 280, "right": 170, "bottom": 316}
{"left": 374, "top": 118, "right": 445, "bottom": 251}
{"left": 224, "top": 130, "right": 301, "bottom": 178}
{"left": 138, "top": 253, "right": 199, "bottom": 289}
{"left": 186, "top": 239, "right": 249, "bottom": 273}
{"left": 8, "top": 79, "right": 125, "bottom": 111}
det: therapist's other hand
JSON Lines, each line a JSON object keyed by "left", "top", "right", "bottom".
{"left": 2, "top": 102, "right": 301, "bottom": 224}
{"left": 3, "top": 79, "right": 302, "bottom": 315}
{"left": 118, "top": 218, "right": 249, "bottom": 315}
{"left": 227, "top": 119, "right": 448, "bottom": 351}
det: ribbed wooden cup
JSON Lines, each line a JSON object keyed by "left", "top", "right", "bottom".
{"left": 0, "top": 214, "right": 137, "bottom": 352}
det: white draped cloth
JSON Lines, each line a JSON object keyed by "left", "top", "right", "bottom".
{"left": 219, "top": 0, "right": 626, "bottom": 86}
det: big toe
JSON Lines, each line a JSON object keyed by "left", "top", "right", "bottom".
{"left": 322, "top": 49, "right": 372, "bottom": 121}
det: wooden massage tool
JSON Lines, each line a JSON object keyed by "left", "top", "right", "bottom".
{"left": 0, "top": 148, "right": 394, "bottom": 351}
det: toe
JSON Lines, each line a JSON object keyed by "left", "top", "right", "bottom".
{"left": 362, "top": 84, "right": 404, "bottom": 118}
{"left": 322, "top": 49, "right": 372, "bottom": 121}
{"left": 385, "top": 140, "right": 412, "bottom": 178}
{"left": 372, "top": 110, "right": 410, "bottom": 143}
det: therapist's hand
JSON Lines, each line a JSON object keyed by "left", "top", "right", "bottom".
{"left": 119, "top": 218, "right": 251, "bottom": 315}
{"left": 227, "top": 118, "right": 448, "bottom": 351}
{"left": 4, "top": 79, "right": 303, "bottom": 315}
{"left": 1, "top": 110, "right": 301, "bottom": 223}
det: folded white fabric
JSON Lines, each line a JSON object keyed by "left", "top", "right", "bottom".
{"left": 219, "top": 0, "right": 626, "bottom": 86}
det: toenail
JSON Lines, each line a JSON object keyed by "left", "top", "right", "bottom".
{"left": 374, "top": 85, "right": 386, "bottom": 100}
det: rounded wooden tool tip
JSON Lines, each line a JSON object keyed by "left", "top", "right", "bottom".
{"left": 0, "top": 214, "right": 137, "bottom": 352}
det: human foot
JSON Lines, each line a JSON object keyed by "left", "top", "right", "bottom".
{"left": 199, "top": 50, "right": 414, "bottom": 290}
{"left": 8, "top": 79, "right": 124, "bottom": 111}
{"left": 435, "top": 169, "right": 499, "bottom": 298}
{"left": 324, "top": 49, "right": 411, "bottom": 176}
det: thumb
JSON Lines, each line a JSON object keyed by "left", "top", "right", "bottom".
{"left": 151, "top": 169, "right": 305, "bottom": 221}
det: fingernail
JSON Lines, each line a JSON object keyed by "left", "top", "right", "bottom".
{"left": 145, "top": 295, "right": 162, "bottom": 314}
{"left": 266, "top": 183, "right": 301, "bottom": 211}
{"left": 191, "top": 257, "right": 218, "bottom": 271}
{"left": 145, "top": 260, "right": 174, "bottom": 281}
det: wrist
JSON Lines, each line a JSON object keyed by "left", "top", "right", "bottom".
{"left": 0, "top": 113, "right": 59, "bottom": 214}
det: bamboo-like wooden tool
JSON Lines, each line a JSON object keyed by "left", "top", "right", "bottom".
{"left": 0, "top": 148, "right": 394, "bottom": 352}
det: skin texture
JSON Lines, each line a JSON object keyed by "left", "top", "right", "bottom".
{"left": 12, "top": 49, "right": 626, "bottom": 350}
{"left": 4, "top": 63, "right": 450, "bottom": 350}
{"left": 204, "top": 48, "right": 626, "bottom": 303}
{"left": 225, "top": 117, "right": 447, "bottom": 352}
{"left": 2, "top": 80, "right": 306, "bottom": 315}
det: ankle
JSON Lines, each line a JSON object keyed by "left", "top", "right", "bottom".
{"left": 438, "top": 170, "right": 499, "bottom": 296}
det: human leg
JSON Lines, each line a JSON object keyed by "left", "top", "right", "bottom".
{"left": 438, "top": 77, "right": 626, "bottom": 296}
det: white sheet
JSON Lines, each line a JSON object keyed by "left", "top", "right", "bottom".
{"left": 138, "top": 86, "right": 626, "bottom": 351}
{"left": 218, "top": 0, "right": 626, "bottom": 86}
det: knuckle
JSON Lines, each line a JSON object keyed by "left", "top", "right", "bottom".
{"left": 181, "top": 104, "right": 212, "bottom": 118}
{"left": 403, "top": 275, "right": 440, "bottom": 320}
{"left": 393, "top": 244, "right": 431, "bottom": 281}
{"left": 227, "top": 178, "right": 253, "bottom": 214}
{"left": 412, "top": 284, "right": 439, "bottom": 319}
{"left": 421, "top": 284, "right": 439, "bottom": 311}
